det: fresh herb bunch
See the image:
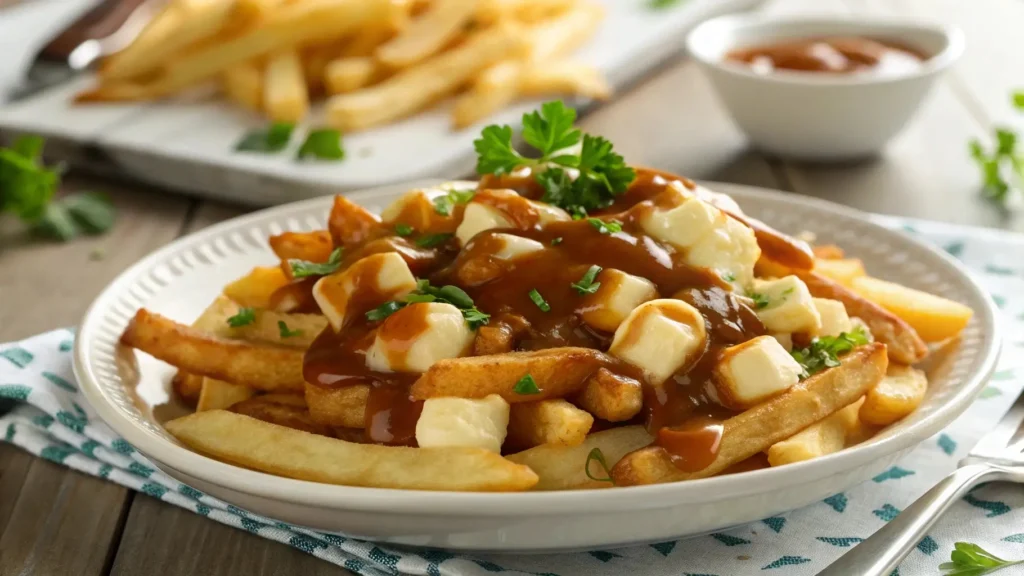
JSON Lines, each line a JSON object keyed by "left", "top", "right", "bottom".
{"left": 473, "top": 100, "right": 636, "bottom": 217}
{"left": 790, "top": 328, "right": 871, "bottom": 379}
{"left": 969, "top": 90, "right": 1024, "bottom": 206}
{"left": 366, "top": 279, "right": 490, "bottom": 329}
{"left": 940, "top": 542, "right": 1023, "bottom": 575}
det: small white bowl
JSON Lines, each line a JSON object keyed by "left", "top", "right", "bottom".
{"left": 685, "top": 15, "right": 964, "bottom": 160}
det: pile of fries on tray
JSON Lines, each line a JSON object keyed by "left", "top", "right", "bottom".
{"left": 121, "top": 101, "right": 975, "bottom": 492}
{"left": 78, "top": 0, "right": 609, "bottom": 130}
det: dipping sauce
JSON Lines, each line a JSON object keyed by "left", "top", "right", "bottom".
{"left": 726, "top": 36, "right": 926, "bottom": 77}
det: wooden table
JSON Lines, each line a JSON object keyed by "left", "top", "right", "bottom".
{"left": 2, "top": 0, "right": 1022, "bottom": 574}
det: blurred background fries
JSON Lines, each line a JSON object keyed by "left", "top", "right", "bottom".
{"left": 77, "top": 0, "right": 612, "bottom": 130}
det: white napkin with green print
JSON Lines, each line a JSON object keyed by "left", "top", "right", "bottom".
{"left": 2, "top": 216, "right": 1024, "bottom": 576}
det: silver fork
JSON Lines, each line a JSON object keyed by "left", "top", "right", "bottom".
{"left": 819, "top": 388, "right": 1024, "bottom": 576}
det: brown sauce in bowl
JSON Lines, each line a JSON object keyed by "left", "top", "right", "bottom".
{"left": 726, "top": 36, "right": 926, "bottom": 76}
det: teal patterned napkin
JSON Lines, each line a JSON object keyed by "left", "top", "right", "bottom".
{"left": 2, "top": 216, "right": 1024, "bottom": 576}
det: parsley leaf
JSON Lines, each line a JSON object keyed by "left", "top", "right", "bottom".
{"left": 571, "top": 265, "right": 603, "bottom": 295}
{"left": 521, "top": 101, "right": 582, "bottom": 160}
{"left": 432, "top": 187, "right": 475, "bottom": 216}
{"left": 415, "top": 233, "right": 454, "bottom": 248}
{"left": 584, "top": 447, "right": 615, "bottom": 483}
{"left": 297, "top": 128, "right": 344, "bottom": 161}
{"left": 968, "top": 91, "right": 1024, "bottom": 206}
{"left": 289, "top": 247, "right": 343, "bottom": 278}
{"left": 395, "top": 224, "right": 414, "bottom": 236}
{"left": 473, "top": 124, "right": 528, "bottom": 176}
{"left": 227, "top": 307, "right": 256, "bottom": 327}
{"left": 366, "top": 279, "right": 490, "bottom": 329}
{"left": 747, "top": 292, "right": 770, "bottom": 310}
{"left": 587, "top": 217, "right": 622, "bottom": 234}
{"left": 790, "top": 328, "right": 871, "bottom": 379}
{"left": 462, "top": 308, "right": 491, "bottom": 330}
{"left": 940, "top": 542, "right": 1024, "bottom": 575}
{"left": 235, "top": 122, "right": 294, "bottom": 153}
{"left": 551, "top": 237, "right": 563, "bottom": 246}
{"left": 278, "top": 321, "right": 303, "bottom": 338}
{"left": 528, "top": 289, "right": 550, "bottom": 312}
{"left": 366, "top": 301, "right": 404, "bottom": 322}
{"left": 513, "top": 374, "right": 541, "bottom": 395}
{"left": 0, "top": 135, "right": 60, "bottom": 222}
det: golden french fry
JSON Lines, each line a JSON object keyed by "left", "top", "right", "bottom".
{"left": 813, "top": 257, "right": 866, "bottom": 286}
{"left": 451, "top": 61, "right": 521, "bottom": 129}
{"left": 860, "top": 364, "right": 928, "bottom": 426}
{"left": 166, "top": 410, "right": 539, "bottom": 491}
{"left": 121, "top": 309, "right": 306, "bottom": 392}
{"left": 518, "top": 60, "right": 611, "bottom": 99}
{"left": 327, "top": 22, "right": 526, "bottom": 131}
{"left": 328, "top": 195, "right": 384, "bottom": 247}
{"left": 222, "top": 62, "right": 263, "bottom": 111}
{"left": 340, "top": 25, "right": 394, "bottom": 58}
{"left": 197, "top": 378, "right": 256, "bottom": 412}
{"left": 410, "top": 348, "right": 615, "bottom": 403}
{"left": 231, "top": 0, "right": 287, "bottom": 24}
{"left": 228, "top": 310, "right": 327, "bottom": 349}
{"left": 611, "top": 344, "right": 888, "bottom": 485}
{"left": 476, "top": 0, "right": 578, "bottom": 25}
{"left": 223, "top": 266, "right": 291, "bottom": 309}
{"left": 270, "top": 230, "right": 335, "bottom": 262}
{"left": 813, "top": 244, "right": 846, "bottom": 259}
{"left": 305, "top": 383, "right": 368, "bottom": 428}
{"left": 375, "top": 0, "right": 479, "bottom": 68}
{"left": 324, "top": 57, "right": 377, "bottom": 94}
{"left": 574, "top": 368, "right": 643, "bottom": 422}
{"left": 170, "top": 295, "right": 241, "bottom": 405}
{"left": 263, "top": 49, "right": 309, "bottom": 122}
{"left": 850, "top": 276, "right": 974, "bottom": 343}
{"left": 507, "top": 426, "right": 653, "bottom": 490}
{"left": 228, "top": 394, "right": 332, "bottom": 435}
{"left": 172, "top": 371, "right": 204, "bottom": 406}
{"left": 526, "top": 2, "right": 603, "bottom": 61}
{"left": 506, "top": 399, "right": 594, "bottom": 451}
{"left": 766, "top": 397, "right": 864, "bottom": 466}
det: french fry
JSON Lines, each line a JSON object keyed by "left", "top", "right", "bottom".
{"left": 813, "top": 244, "right": 845, "bottom": 259}
{"left": 611, "top": 344, "right": 888, "bottom": 485}
{"left": 518, "top": 60, "right": 611, "bottom": 99}
{"left": 171, "top": 295, "right": 240, "bottom": 405}
{"left": 339, "top": 24, "right": 394, "bottom": 58}
{"left": 121, "top": 309, "right": 306, "bottom": 392}
{"left": 166, "top": 410, "right": 539, "bottom": 491}
{"left": 410, "top": 348, "right": 615, "bottom": 403}
{"left": 231, "top": 0, "right": 287, "bottom": 26}
{"left": 305, "top": 383, "right": 368, "bottom": 428}
{"left": 526, "top": 2, "right": 603, "bottom": 61}
{"left": 222, "top": 62, "right": 264, "bottom": 112}
{"left": 507, "top": 426, "right": 653, "bottom": 490}
{"left": 172, "top": 372, "right": 204, "bottom": 407}
{"left": 375, "top": 0, "right": 479, "bottom": 68}
{"left": 223, "top": 266, "right": 291, "bottom": 308}
{"left": 197, "top": 378, "right": 256, "bottom": 412}
{"left": 860, "top": 364, "right": 927, "bottom": 426}
{"left": 476, "top": 0, "right": 579, "bottom": 24}
{"left": 324, "top": 57, "right": 377, "bottom": 95}
{"left": 228, "top": 310, "right": 327, "bottom": 348}
{"left": 451, "top": 61, "right": 521, "bottom": 129}
{"left": 813, "top": 257, "right": 866, "bottom": 286}
{"left": 263, "top": 49, "right": 309, "bottom": 122}
{"left": 328, "top": 195, "right": 384, "bottom": 247}
{"left": 229, "top": 394, "right": 331, "bottom": 435}
{"left": 850, "top": 276, "right": 974, "bottom": 343}
{"left": 270, "top": 230, "right": 335, "bottom": 262}
{"left": 574, "top": 368, "right": 643, "bottom": 422}
{"left": 505, "top": 399, "right": 594, "bottom": 450}
{"left": 327, "top": 22, "right": 526, "bottom": 131}
{"left": 766, "top": 397, "right": 864, "bottom": 466}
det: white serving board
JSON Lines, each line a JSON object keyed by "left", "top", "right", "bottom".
{"left": 0, "top": 0, "right": 763, "bottom": 206}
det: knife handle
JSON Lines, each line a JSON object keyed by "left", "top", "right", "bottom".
{"left": 39, "top": 0, "right": 152, "bottom": 62}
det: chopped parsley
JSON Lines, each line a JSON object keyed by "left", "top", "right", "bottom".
{"left": 278, "top": 321, "right": 303, "bottom": 338}
{"left": 432, "top": 187, "right": 475, "bottom": 216}
{"left": 227, "top": 307, "right": 256, "bottom": 327}
{"left": 415, "top": 233, "right": 454, "bottom": 248}
{"left": 584, "top": 447, "right": 614, "bottom": 483}
{"left": 296, "top": 128, "right": 344, "bottom": 161}
{"left": 748, "top": 292, "right": 770, "bottom": 310}
{"left": 513, "top": 374, "right": 541, "bottom": 395}
{"left": 571, "top": 265, "right": 603, "bottom": 295}
{"left": 235, "top": 122, "right": 294, "bottom": 153}
{"left": 551, "top": 237, "right": 563, "bottom": 246}
{"left": 288, "top": 247, "right": 343, "bottom": 278}
{"left": 365, "top": 301, "right": 404, "bottom": 322}
{"left": 528, "top": 289, "right": 550, "bottom": 312}
{"left": 722, "top": 272, "right": 736, "bottom": 283}
{"left": 790, "top": 328, "right": 871, "bottom": 379}
{"left": 365, "top": 279, "right": 490, "bottom": 329}
{"left": 587, "top": 218, "right": 622, "bottom": 235}
{"left": 394, "top": 223, "right": 414, "bottom": 237}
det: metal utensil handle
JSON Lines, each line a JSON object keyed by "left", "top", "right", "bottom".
{"left": 38, "top": 0, "right": 151, "bottom": 62}
{"left": 818, "top": 463, "right": 1011, "bottom": 576}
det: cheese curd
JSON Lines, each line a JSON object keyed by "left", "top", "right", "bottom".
{"left": 312, "top": 252, "right": 417, "bottom": 331}
{"left": 813, "top": 297, "right": 853, "bottom": 337}
{"left": 415, "top": 394, "right": 510, "bottom": 453}
{"left": 752, "top": 275, "right": 821, "bottom": 334}
{"left": 579, "top": 269, "right": 658, "bottom": 332}
{"left": 713, "top": 335, "right": 803, "bottom": 410}
{"left": 609, "top": 299, "right": 707, "bottom": 385}
{"left": 455, "top": 203, "right": 514, "bottom": 245}
{"left": 365, "top": 302, "right": 475, "bottom": 373}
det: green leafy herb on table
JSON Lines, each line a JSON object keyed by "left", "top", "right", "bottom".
{"left": 790, "top": 328, "right": 871, "bottom": 379}
{"left": 940, "top": 542, "right": 1024, "bottom": 575}
{"left": 969, "top": 90, "right": 1024, "bottom": 206}
{"left": 236, "top": 122, "right": 295, "bottom": 153}
{"left": 297, "top": 128, "right": 344, "bottom": 161}
{"left": 473, "top": 100, "right": 636, "bottom": 217}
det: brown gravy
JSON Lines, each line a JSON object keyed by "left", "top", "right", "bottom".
{"left": 726, "top": 36, "right": 927, "bottom": 76}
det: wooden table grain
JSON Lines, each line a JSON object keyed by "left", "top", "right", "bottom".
{"left": 1, "top": 0, "right": 1021, "bottom": 574}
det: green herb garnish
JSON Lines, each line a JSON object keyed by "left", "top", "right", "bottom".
{"left": 365, "top": 279, "right": 490, "bottom": 329}
{"left": 432, "top": 187, "right": 475, "bottom": 216}
{"left": 278, "top": 321, "right": 303, "bottom": 338}
{"left": 528, "top": 289, "right": 550, "bottom": 312}
{"left": 513, "top": 374, "right": 541, "bottom": 395}
{"left": 649, "top": 0, "right": 684, "bottom": 7}
{"left": 571, "top": 265, "right": 603, "bottom": 295}
{"left": 366, "top": 300, "right": 404, "bottom": 322}
{"left": 551, "top": 237, "right": 563, "bottom": 246}
{"left": 227, "top": 307, "right": 256, "bottom": 327}
{"left": 289, "top": 247, "right": 343, "bottom": 278}
{"left": 587, "top": 218, "right": 622, "bottom": 235}
{"left": 394, "top": 223, "right": 414, "bottom": 237}
{"left": 968, "top": 90, "right": 1024, "bottom": 206}
{"left": 235, "top": 122, "right": 294, "bottom": 153}
{"left": 940, "top": 542, "right": 1024, "bottom": 575}
{"left": 748, "top": 292, "right": 770, "bottom": 310}
{"left": 415, "top": 233, "right": 454, "bottom": 248}
{"left": 584, "top": 447, "right": 614, "bottom": 483}
{"left": 473, "top": 100, "right": 635, "bottom": 216}
{"left": 296, "top": 128, "right": 344, "bottom": 161}
{"left": 790, "top": 328, "right": 871, "bottom": 379}
{"left": 722, "top": 272, "right": 736, "bottom": 283}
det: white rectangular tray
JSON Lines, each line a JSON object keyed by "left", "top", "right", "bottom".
{"left": 0, "top": 0, "right": 763, "bottom": 206}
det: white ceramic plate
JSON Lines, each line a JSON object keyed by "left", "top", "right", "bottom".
{"left": 74, "top": 181, "right": 1000, "bottom": 552}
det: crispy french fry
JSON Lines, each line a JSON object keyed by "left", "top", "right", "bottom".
{"left": 121, "top": 309, "right": 306, "bottom": 392}
{"left": 506, "top": 399, "right": 594, "bottom": 450}
{"left": 166, "top": 410, "right": 539, "bottom": 491}
{"left": 222, "top": 62, "right": 263, "bottom": 112}
{"left": 263, "top": 49, "right": 309, "bottom": 122}
{"left": 228, "top": 310, "right": 327, "bottom": 348}
{"left": 324, "top": 57, "right": 377, "bottom": 94}
{"left": 574, "top": 368, "right": 643, "bottom": 422}
{"left": 327, "top": 22, "right": 526, "bottom": 131}
{"left": 518, "top": 60, "right": 611, "bottom": 99}
{"left": 375, "top": 0, "right": 479, "bottom": 68}
{"left": 328, "top": 195, "right": 384, "bottom": 247}
{"left": 850, "top": 276, "right": 974, "bottom": 343}
{"left": 228, "top": 394, "right": 331, "bottom": 435}
{"left": 197, "top": 378, "right": 256, "bottom": 412}
{"left": 860, "top": 364, "right": 927, "bottom": 426}
{"left": 339, "top": 25, "right": 394, "bottom": 58}
{"left": 813, "top": 257, "right": 866, "bottom": 286}
{"left": 507, "top": 426, "right": 653, "bottom": 490}
{"left": 270, "top": 230, "right": 335, "bottom": 263}
{"left": 410, "top": 348, "right": 615, "bottom": 403}
{"left": 223, "top": 266, "right": 291, "bottom": 309}
{"left": 611, "top": 344, "right": 888, "bottom": 485}
{"left": 766, "top": 397, "right": 864, "bottom": 466}
{"left": 476, "top": 0, "right": 579, "bottom": 24}
{"left": 526, "top": 2, "right": 603, "bottom": 61}
{"left": 172, "top": 371, "right": 204, "bottom": 406}
{"left": 171, "top": 295, "right": 240, "bottom": 405}
{"left": 305, "top": 383, "right": 368, "bottom": 428}
{"left": 231, "top": 0, "right": 287, "bottom": 25}
{"left": 813, "top": 244, "right": 845, "bottom": 259}
{"left": 451, "top": 61, "right": 521, "bottom": 129}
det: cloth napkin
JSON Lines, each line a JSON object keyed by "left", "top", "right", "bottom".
{"left": 3, "top": 216, "right": 1024, "bottom": 576}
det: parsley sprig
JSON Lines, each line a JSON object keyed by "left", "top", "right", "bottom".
{"left": 288, "top": 247, "right": 343, "bottom": 278}
{"left": 473, "top": 100, "right": 635, "bottom": 216}
{"left": 365, "top": 279, "right": 490, "bottom": 329}
{"left": 790, "top": 328, "right": 871, "bottom": 379}
{"left": 940, "top": 542, "right": 1023, "bottom": 575}
{"left": 969, "top": 90, "right": 1024, "bottom": 207}
{"left": 571, "top": 265, "right": 603, "bottom": 295}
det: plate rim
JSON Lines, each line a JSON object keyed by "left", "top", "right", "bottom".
{"left": 74, "top": 180, "right": 1002, "bottom": 516}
